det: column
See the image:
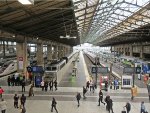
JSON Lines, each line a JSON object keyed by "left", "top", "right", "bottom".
{"left": 53, "top": 45, "right": 58, "bottom": 60}
{"left": 62, "top": 46, "right": 65, "bottom": 57}
{"left": 2, "top": 41, "right": 5, "bottom": 58}
{"left": 36, "top": 43, "right": 44, "bottom": 65}
{"left": 130, "top": 45, "right": 133, "bottom": 57}
{"left": 47, "top": 44, "right": 52, "bottom": 62}
{"left": 16, "top": 37, "right": 28, "bottom": 76}
{"left": 140, "top": 45, "right": 143, "bottom": 59}
{"left": 57, "top": 45, "right": 61, "bottom": 60}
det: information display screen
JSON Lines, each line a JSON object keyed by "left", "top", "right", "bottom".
{"left": 32, "top": 66, "right": 43, "bottom": 73}
{"left": 123, "top": 67, "right": 135, "bottom": 74}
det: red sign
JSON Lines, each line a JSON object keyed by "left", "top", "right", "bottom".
{"left": 19, "top": 57, "right": 23, "bottom": 61}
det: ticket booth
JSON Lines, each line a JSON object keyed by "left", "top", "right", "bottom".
{"left": 121, "top": 75, "right": 132, "bottom": 89}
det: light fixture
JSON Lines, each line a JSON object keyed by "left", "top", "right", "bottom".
{"left": 60, "top": 11, "right": 77, "bottom": 39}
{"left": 12, "top": 35, "right": 16, "bottom": 38}
{"left": 60, "top": 35, "right": 77, "bottom": 39}
{"left": 18, "top": 0, "right": 34, "bottom": 5}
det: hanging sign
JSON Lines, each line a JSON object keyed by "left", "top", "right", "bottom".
{"left": 18, "top": 57, "right": 23, "bottom": 70}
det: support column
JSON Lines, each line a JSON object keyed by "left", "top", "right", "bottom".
{"left": 57, "top": 45, "right": 61, "bottom": 60}
{"left": 130, "top": 45, "right": 133, "bottom": 57}
{"left": 47, "top": 44, "right": 52, "bottom": 62}
{"left": 16, "top": 37, "right": 28, "bottom": 77}
{"left": 53, "top": 45, "right": 58, "bottom": 60}
{"left": 140, "top": 45, "right": 143, "bottom": 59}
{"left": 62, "top": 46, "right": 65, "bottom": 57}
{"left": 2, "top": 41, "right": 5, "bottom": 58}
{"left": 36, "top": 43, "right": 44, "bottom": 65}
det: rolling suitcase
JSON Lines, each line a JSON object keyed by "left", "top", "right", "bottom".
{"left": 121, "top": 107, "right": 126, "bottom": 113}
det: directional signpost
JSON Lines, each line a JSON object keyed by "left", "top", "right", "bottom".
{"left": 91, "top": 67, "right": 109, "bottom": 74}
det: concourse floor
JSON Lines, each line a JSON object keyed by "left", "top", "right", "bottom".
{"left": 0, "top": 52, "right": 150, "bottom": 113}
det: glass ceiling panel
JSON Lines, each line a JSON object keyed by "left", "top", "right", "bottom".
{"left": 73, "top": 0, "right": 150, "bottom": 44}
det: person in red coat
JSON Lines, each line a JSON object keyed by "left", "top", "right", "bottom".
{"left": 0, "top": 87, "right": 4, "bottom": 98}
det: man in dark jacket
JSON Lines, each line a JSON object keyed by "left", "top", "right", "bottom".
{"left": 53, "top": 80, "right": 57, "bottom": 91}
{"left": 21, "top": 78, "right": 26, "bottom": 92}
{"left": 107, "top": 98, "right": 114, "bottom": 113}
{"left": 105, "top": 95, "right": 110, "bottom": 111}
{"left": 20, "top": 94, "right": 26, "bottom": 107}
{"left": 124, "top": 102, "right": 131, "bottom": 113}
{"left": 14, "top": 94, "right": 19, "bottom": 108}
{"left": 98, "top": 90, "right": 105, "bottom": 106}
{"left": 76, "top": 92, "right": 81, "bottom": 107}
{"left": 51, "top": 97, "right": 58, "bottom": 113}
{"left": 83, "top": 86, "right": 87, "bottom": 99}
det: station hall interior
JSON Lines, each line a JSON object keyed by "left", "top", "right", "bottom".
{"left": 0, "top": 0, "right": 150, "bottom": 113}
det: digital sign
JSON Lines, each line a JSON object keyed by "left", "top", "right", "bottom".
{"left": 32, "top": 66, "right": 43, "bottom": 73}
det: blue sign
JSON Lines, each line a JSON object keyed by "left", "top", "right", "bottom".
{"left": 35, "top": 76, "right": 42, "bottom": 87}
{"left": 142, "top": 64, "right": 150, "bottom": 74}
{"left": 32, "top": 66, "right": 43, "bottom": 73}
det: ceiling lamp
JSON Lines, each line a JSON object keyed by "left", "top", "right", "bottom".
{"left": 18, "top": 0, "right": 34, "bottom": 5}
{"left": 60, "top": 35, "right": 76, "bottom": 39}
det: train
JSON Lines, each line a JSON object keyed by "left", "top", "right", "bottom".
{"left": 0, "top": 60, "right": 17, "bottom": 76}
{"left": 45, "top": 51, "right": 77, "bottom": 72}
{"left": 84, "top": 51, "right": 100, "bottom": 65}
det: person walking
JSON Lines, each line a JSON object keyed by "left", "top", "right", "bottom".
{"left": 98, "top": 90, "right": 105, "bottom": 106}
{"left": 107, "top": 98, "right": 114, "bottom": 113}
{"left": 105, "top": 95, "right": 110, "bottom": 111}
{"left": 44, "top": 81, "right": 48, "bottom": 92}
{"left": 0, "top": 87, "right": 4, "bottom": 98}
{"left": 7, "top": 76, "right": 11, "bottom": 86}
{"left": 51, "top": 97, "right": 58, "bottom": 113}
{"left": 124, "top": 102, "right": 131, "bottom": 113}
{"left": 105, "top": 81, "right": 108, "bottom": 91}
{"left": 21, "top": 77, "right": 26, "bottom": 92}
{"left": 20, "top": 94, "right": 26, "bottom": 107}
{"left": 0, "top": 98, "right": 7, "bottom": 113}
{"left": 76, "top": 92, "right": 81, "bottom": 107}
{"left": 141, "top": 101, "right": 146, "bottom": 113}
{"left": 28, "top": 84, "right": 34, "bottom": 97}
{"left": 83, "top": 86, "right": 87, "bottom": 99}
{"left": 86, "top": 81, "right": 90, "bottom": 89}
{"left": 53, "top": 80, "right": 57, "bottom": 91}
{"left": 49, "top": 81, "right": 53, "bottom": 91}
{"left": 14, "top": 94, "right": 19, "bottom": 108}
{"left": 113, "top": 79, "right": 117, "bottom": 90}
{"left": 41, "top": 80, "right": 45, "bottom": 91}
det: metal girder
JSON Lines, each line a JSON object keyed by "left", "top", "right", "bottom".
{"left": 18, "top": 13, "right": 73, "bottom": 31}
{"left": 4, "top": 1, "right": 68, "bottom": 27}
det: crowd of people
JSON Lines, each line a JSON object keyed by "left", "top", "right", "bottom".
{"left": 0, "top": 77, "right": 148, "bottom": 113}
{"left": 40, "top": 80, "right": 58, "bottom": 92}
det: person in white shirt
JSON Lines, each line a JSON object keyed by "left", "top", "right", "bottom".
{"left": 41, "top": 80, "right": 45, "bottom": 91}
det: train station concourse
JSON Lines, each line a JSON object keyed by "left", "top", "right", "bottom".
{"left": 0, "top": 0, "right": 150, "bottom": 113}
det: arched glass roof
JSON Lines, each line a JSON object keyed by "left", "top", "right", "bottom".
{"left": 73, "top": 0, "right": 150, "bottom": 45}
